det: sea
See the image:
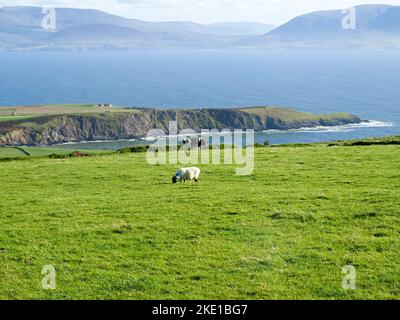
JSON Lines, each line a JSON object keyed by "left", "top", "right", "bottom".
{"left": 0, "top": 49, "right": 398, "bottom": 149}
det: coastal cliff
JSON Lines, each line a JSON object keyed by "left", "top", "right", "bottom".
{"left": 0, "top": 107, "right": 362, "bottom": 146}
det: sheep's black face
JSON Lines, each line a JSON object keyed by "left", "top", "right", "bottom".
{"left": 172, "top": 176, "right": 178, "bottom": 184}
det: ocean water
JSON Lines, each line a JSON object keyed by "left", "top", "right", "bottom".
{"left": 0, "top": 50, "right": 399, "bottom": 148}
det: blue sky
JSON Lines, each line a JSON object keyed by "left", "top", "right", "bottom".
{"left": 1, "top": 0, "right": 400, "bottom": 25}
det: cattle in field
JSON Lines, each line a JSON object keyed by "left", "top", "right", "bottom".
{"left": 182, "top": 137, "right": 207, "bottom": 150}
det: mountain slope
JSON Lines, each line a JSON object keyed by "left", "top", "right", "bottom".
{"left": 239, "top": 4, "right": 400, "bottom": 48}
{"left": 0, "top": 6, "right": 147, "bottom": 31}
{"left": 47, "top": 24, "right": 175, "bottom": 49}
{"left": 369, "top": 6, "right": 400, "bottom": 32}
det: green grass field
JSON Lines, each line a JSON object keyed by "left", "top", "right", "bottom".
{"left": 0, "top": 104, "right": 135, "bottom": 123}
{"left": 0, "top": 116, "right": 37, "bottom": 123}
{"left": 0, "top": 144, "right": 399, "bottom": 299}
{"left": 239, "top": 106, "right": 352, "bottom": 121}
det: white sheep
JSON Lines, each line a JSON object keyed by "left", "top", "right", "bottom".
{"left": 172, "top": 167, "right": 201, "bottom": 184}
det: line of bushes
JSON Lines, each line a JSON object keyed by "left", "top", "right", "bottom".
{"left": 48, "top": 151, "right": 91, "bottom": 159}
{"left": 328, "top": 137, "right": 400, "bottom": 147}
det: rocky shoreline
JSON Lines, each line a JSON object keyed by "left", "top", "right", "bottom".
{"left": 0, "top": 107, "right": 362, "bottom": 146}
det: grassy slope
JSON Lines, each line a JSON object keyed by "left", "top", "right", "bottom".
{"left": 0, "top": 147, "right": 28, "bottom": 157}
{"left": 0, "top": 104, "right": 135, "bottom": 122}
{"left": 0, "top": 144, "right": 399, "bottom": 300}
{"left": 12, "top": 104, "right": 133, "bottom": 116}
{"left": 239, "top": 107, "right": 355, "bottom": 121}
{"left": 0, "top": 146, "right": 108, "bottom": 158}
{"left": 0, "top": 116, "right": 37, "bottom": 123}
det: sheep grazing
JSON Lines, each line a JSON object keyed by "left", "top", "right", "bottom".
{"left": 172, "top": 167, "right": 201, "bottom": 184}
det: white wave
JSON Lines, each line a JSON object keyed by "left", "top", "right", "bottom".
{"left": 60, "top": 138, "right": 137, "bottom": 145}
{"left": 263, "top": 120, "right": 393, "bottom": 134}
{"left": 345, "top": 120, "right": 394, "bottom": 128}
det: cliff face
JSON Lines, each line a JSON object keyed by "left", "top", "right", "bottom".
{"left": 0, "top": 108, "right": 361, "bottom": 146}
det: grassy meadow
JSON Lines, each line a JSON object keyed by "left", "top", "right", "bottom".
{"left": 0, "top": 143, "right": 399, "bottom": 299}
{"left": 0, "top": 104, "right": 131, "bottom": 119}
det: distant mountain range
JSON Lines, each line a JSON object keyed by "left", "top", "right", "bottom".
{"left": 0, "top": 4, "right": 400, "bottom": 50}
{"left": 0, "top": 6, "right": 274, "bottom": 50}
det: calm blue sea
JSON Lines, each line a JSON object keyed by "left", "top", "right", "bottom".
{"left": 0, "top": 50, "right": 399, "bottom": 148}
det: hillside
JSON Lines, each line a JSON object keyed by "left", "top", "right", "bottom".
{"left": 0, "top": 143, "right": 399, "bottom": 299}
{"left": 238, "top": 4, "right": 400, "bottom": 48}
{"left": 0, "top": 105, "right": 361, "bottom": 146}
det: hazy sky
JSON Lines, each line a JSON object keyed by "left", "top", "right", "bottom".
{"left": 1, "top": 0, "right": 400, "bottom": 25}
